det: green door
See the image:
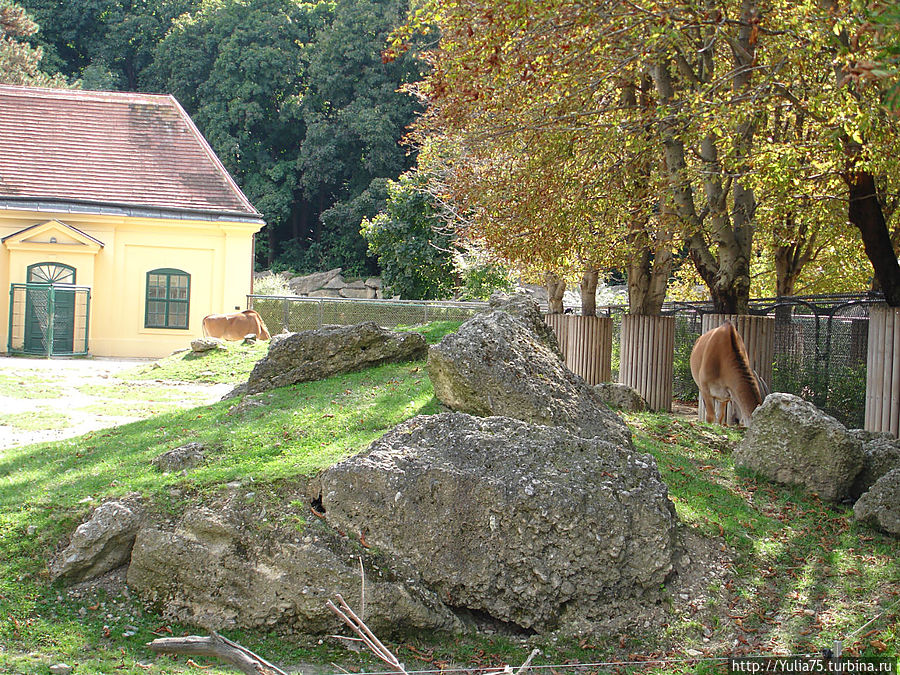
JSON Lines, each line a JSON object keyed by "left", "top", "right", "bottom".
{"left": 24, "top": 263, "right": 76, "bottom": 354}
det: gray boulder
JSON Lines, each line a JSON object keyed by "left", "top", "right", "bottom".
{"left": 853, "top": 468, "right": 900, "bottom": 536}
{"left": 233, "top": 322, "right": 427, "bottom": 397}
{"left": 734, "top": 393, "right": 864, "bottom": 502}
{"left": 152, "top": 442, "right": 206, "bottom": 472}
{"left": 848, "top": 432, "right": 900, "bottom": 499}
{"left": 287, "top": 268, "right": 343, "bottom": 295}
{"left": 427, "top": 293, "right": 630, "bottom": 446}
{"left": 320, "top": 412, "right": 678, "bottom": 633}
{"left": 594, "top": 382, "right": 647, "bottom": 412}
{"left": 190, "top": 337, "right": 225, "bottom": 353}
{"left": 126, "top": 503, "right": 460, "bottom": 634}
{"left": 50, "top": 500, "right": 144, "bottom": 583}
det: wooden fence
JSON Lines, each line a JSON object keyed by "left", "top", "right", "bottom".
{"left": 865, "top": 304, "right": 900, "bottom": 436}
{"left": 619, "top": 315, "right": 675, "bottom": 412}
{"left": 544, "top": 314, "right": 612, "bottom": 385}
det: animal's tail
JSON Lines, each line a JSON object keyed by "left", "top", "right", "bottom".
{"left": 201, "top": 317, "right": 209, "bottom": 337}
{"left": 726, "top": 321, "right": 762, "bottom": 405}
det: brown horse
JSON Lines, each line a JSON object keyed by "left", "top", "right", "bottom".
{"left": 690, "top": 321, "right": 762, "bottom": 426}
{"left": 202, "top": 309, "right": 271, "bottom": 341}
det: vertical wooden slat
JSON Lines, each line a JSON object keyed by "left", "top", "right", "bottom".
{"left": 883, "top": 310, "right": 900, "bottom": 437}
{"left": 618, "top": 314, "right": 674, "bottom": 412}
{"left": 544, "top": 314, "right": 569, "bottom": 361}
{"left": 865, "top": 307, "right": 878, "bottom": 429}
{"left": 881, "top": 309, "right": 893, "bottom": 430}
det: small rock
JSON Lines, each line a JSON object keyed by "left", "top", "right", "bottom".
{"left": 49, "top": 664, "right": 73, "bottom": 675}
{"left": 190, "top": 337, "right": 225, "bottom": 353}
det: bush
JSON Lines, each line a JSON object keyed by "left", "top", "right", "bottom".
{"left": 361, "top": 172, "right": 456, "bottom": 300}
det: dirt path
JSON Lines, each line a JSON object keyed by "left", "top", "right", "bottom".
{"left": 0, "top": 356, "right": 232, "bottom": 450}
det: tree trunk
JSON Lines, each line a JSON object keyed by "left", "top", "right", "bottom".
{"left": 545, "top": 271, "right": 566, "bottom": 314}
{"left": 579, "top": 269, "right": 598, "bottom": 317}
{"left": 848, "top": 171, "right": 900, "bottom": 306}
{"left": 627, "top": 242, "right": 672, "bottom": 315}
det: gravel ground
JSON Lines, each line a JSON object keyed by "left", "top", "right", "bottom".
{"left": 0, "top": 355, "right": 232, "bottom": 450}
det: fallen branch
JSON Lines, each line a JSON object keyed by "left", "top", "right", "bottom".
{"left": 147, "top": 631, "right": 289, "bottom": 675}
{"left": 328, "top": 593, "right": 408, "bottom": 675}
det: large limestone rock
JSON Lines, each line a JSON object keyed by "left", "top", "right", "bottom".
{"left": 320, "top": 413, "right": 679, "bottom": 633}
{"left": 427, "top": 293, "right": 630, "bottom": 446}
{"left": 233, "top": 322, "right": 427, "bottom": 396}
{"left": 848, "top": 431, "right": 900, "bottom": 499}
{"left": 126, "top": 502, "right": 459, "bottom": 634}
{"left": 734, "top": 393, "right": 864, "bottom": 502}
{"left": 50, "top": 500, "right": 144, "bottom": 583}
{"left": 854, "top": 468, "right": 900, "bottom": 536}
{"left": 287, "top": 268, "right": 344, "bottom": 295}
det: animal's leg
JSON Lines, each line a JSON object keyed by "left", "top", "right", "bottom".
{"left": 699, "top": 389, "right": 716, "bottom": 423}
{"left": 716, "top": 400, "right": 728, "bottom": 426}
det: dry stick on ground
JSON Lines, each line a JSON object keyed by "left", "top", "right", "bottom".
{"left": 327, "top": 593, "right": 541, "bottom": 675}
{"left": 147, "top": 630, "right": 289, "bottom": 675}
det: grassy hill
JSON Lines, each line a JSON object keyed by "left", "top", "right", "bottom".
{"left": 0, "top": 320, "right": 897, "bottom": 674}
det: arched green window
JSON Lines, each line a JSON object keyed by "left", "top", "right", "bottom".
{"left": 145, "top": 268, "right": 190, "bottom": 329}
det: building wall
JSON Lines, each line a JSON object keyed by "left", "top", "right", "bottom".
{"left": 1, "top": 208, "right": 262, "bottom": 358}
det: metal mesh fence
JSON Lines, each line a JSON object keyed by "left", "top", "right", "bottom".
{"left": 247, "top": 295, "right": 487, "bottom": 335}
{"left": 247, "top": 293, "right": 874, "bottom": 428}
{"left": 597, "top": 294, "right": 875, "bottom": 428}
{"left": 8, "top": 283, "right": 91, "bottom": 356}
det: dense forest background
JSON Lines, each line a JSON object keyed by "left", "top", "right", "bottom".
{"left": 16, "top": 0, "right": 424, "bottom": 276}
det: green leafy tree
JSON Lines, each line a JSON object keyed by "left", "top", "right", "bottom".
{"left": 0, "top": 0, "right": 67, "bottom": 86}
{"left": 361, "top": 172, "right": 455, "bottom": 299}
{"left": 20, "top": 0, "right": 198, "bottom": 89}
{"left": 145, "top": 0, "right": 319, "bottom": 268}
{"left": 284, "top": 0, "right": 424, "bottom": 274}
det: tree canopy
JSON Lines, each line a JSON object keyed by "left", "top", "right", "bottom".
{"left": 401, "top": 0, "right": 900, "bottom": 309}
{"left": 0, "top": 0, "right": 67, "bottom": 86}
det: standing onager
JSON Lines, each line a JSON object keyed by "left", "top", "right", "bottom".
{"left": 690, "top": 320, "right": 762, "bottom": 426}
{"left": 202, "top": 309, "right": 271, "bottom": 341}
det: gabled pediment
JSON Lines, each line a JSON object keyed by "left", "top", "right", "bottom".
{"left": 2, "top": 219, "right": 104, "bottom": 253}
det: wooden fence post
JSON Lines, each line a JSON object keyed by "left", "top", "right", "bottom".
{"left": 619, "top": 314, "right": 675, "bottom": 412}
{"left": 564, "top": 315, "right": 612, "bottom": 385}
{"left": 697, "top": 314, "right": 775, "bottom": 423}
{"left": 865, "top": 304, "right": 900, "bottom": 437}
{"left": 544, "top": 313, "right": 570, "bottom": 361}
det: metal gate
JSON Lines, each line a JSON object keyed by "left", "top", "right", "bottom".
{"left": 8, "top": 283, "right": 91, "bottom": 356}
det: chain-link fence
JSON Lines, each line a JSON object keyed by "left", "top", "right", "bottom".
{"left": 597, "top": 294, "right": 876, "bottom": 428}
{"left": 246, "top": 295, "right": 488, "bottom": 334}
{"left": 247, "top": 292, "right": 875, "bottom": 428}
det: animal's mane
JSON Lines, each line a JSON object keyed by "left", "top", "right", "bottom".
{"left": 725, "top": 321, "right": 762, "bottom": 404}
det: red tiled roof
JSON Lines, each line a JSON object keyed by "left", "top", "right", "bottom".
{"left": 0, "top": 85, "right": 261, "bottom": 219}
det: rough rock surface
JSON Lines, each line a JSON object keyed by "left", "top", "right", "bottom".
{"left": 152, "top": 442, "right": 206, "bottom": 472}
{"left": 231, "top": 322, "right": 427, "bottom": 397}
{"left": 594, "top": 382, "right": 647, "bottom": 412}
{"left": 853, "top": 468, "right": 900, "bottom": 536}
{"left": 50, "top": 500, "right": 144, "bottom": 583}
{"left": 126, "top": 500, "right": 460, "bottom": 634}
{"left": 848, "top": 432, "right": 900, "bottom": 499}
{"left": 190, "top": 337, "right": 225, "bottom": 353}
{"left": 320, "top": 412, "right": 679, "bottom": 633}
{"left": 734, "top": 393, "right": 864, "bottom": 502}
{"left": 427, "top": 293, "right": 630, "bottom": 446}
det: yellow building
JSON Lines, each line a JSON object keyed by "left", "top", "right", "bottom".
{"left": 0, "top": 85, "right": 264, "bottom": 358}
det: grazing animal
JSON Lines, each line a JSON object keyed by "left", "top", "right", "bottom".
{"left": 202, "top": 309, "right": 271, "bottom": 341}
{"left": 690, "top": 321, "right": 762, "bottom": 427}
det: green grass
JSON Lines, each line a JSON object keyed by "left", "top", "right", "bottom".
{"left": 0, "top": 322, "right": 896, "bottom": 674}
{"left": 0, "top": 408, "right": 69, "bottom": 430}
{"left": 0, "top": 370, "right": 64, "bottom": 399}
{"left": 119, "top": 340, "right": 270, "bottom": 384}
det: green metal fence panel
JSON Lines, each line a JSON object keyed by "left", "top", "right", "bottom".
{"left": 8, "top": 283, "right": 91, "bottom": 356}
